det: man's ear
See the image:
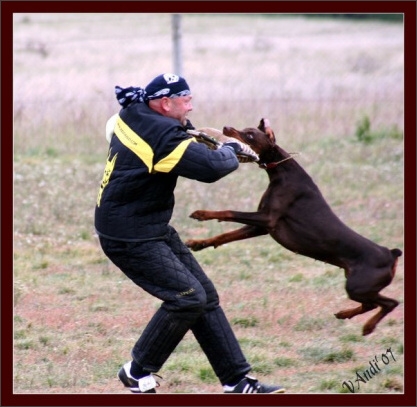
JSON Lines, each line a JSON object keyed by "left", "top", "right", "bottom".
{"left": 160, "top": 97, "right": 171, "bottom": 112}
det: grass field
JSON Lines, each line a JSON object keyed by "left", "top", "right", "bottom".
{"left": 13, "top": 13, "right": 404, "bottom": 395}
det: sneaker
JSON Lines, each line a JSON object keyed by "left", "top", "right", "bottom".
{"left": 224, "top": 375, "right": 285, "bottom": 394}
{"left": 118, "top": 361, "right": 159, "bottom": 393}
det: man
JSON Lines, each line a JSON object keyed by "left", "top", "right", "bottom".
{"left": 94, "top": 73, "right": 285, "bottom": 394}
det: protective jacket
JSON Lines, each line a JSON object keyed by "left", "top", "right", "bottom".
{"left": 94, "top": 102, "right": 239, "bottom": 241}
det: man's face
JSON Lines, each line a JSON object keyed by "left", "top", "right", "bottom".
{"left": 165, "top": 95, "right": 193, "bottom": 124}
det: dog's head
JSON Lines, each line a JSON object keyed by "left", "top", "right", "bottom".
{"left": 223, "top": 118, "right": 276, "bottom": 156}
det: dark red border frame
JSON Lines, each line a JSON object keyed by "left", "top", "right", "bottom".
{"left": 2, "top": 2, "right": 416, "bottom": 407}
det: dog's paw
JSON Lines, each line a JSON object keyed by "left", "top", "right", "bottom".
{"left": 185, "top": 239, "right": 207, "bottom": 251}
{"left": 334, "top": 310, "right": 350, "bottom": 320}
{"left": 362, "top": 323, "right": 375, "bottom": 336}
{"left": 189, "top": 210, "right": 209, "bottom": 221}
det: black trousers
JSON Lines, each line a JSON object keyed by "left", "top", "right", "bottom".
{"left": 99, "top": 226, "right": 250, "bottom": 384}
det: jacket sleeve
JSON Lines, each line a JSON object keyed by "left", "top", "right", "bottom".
{"left": 172, "top": 140, "right": 239, "bottom": 183}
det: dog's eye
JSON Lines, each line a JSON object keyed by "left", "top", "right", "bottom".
{"left": 247, "top": 133, "right": 254, "bottom": 139}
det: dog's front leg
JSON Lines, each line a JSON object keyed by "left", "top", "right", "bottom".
{"left": 186, "top": 225, "right": 268, "bottom": 251}
{"left": 189, "top": 210, "right": 270, "bottom": 229}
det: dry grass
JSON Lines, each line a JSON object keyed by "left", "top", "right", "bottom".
{"left": 13, "top": 13, "right": 403, "bottom": 152}
{"left": 12, "top": 13, "right": 405, "bottom": 396}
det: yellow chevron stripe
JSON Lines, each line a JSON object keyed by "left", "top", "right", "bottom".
{"left": 114, "top": 116, "right": 196, "bottom": 174}
{"left": 154, "top": 138, "right": 196, "bottom": 173}
{"left": 114, "top": 117, "right": 154, "bottom": 173}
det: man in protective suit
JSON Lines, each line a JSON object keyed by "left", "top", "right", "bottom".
{"left": 94, "top": 73, "right": 285, "bottom": 394}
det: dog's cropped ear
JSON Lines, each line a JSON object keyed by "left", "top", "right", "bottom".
{"left": 258, "top": 118, "right": 276, "bottom": 143}
{"left": 258, "top": 118, "right": 267, "bottom": 132}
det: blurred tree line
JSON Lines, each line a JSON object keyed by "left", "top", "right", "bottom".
{"left": 261, "top": 14, "right": 403, "bottom": 22}
{"left": 311, "top": 14, "right": 403, "bottom": 22}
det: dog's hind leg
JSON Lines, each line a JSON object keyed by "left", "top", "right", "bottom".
{"left": 185, "top": 225, "right": 268, "bottom": 251}
{"left": 336, "top": 263, "right": 399, "bottom": 334}
{"left": 362, "top": 294, "right": 399, "bottom": 336}
{"left": 335, "top": 269, "right": 378, "bottom": 321}
{"left": 335, "top": 287, "right": 399, "bottom": 335}
{"left": 335, "top": 303, "right": 377, "bottom": 321}
{"left": 334, "top": 297, "right": 398, "bottom": 336}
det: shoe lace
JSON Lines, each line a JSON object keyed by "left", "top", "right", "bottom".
{"left": 153, "top": 373, "right": 162, "bottom": 388}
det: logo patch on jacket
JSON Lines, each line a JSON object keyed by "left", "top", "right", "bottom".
{"left": 96, "top": 149, "right": 118, "bottom": 207}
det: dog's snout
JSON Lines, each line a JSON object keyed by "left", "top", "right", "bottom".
{"left": 223, "top": 126, "right": 237, "bottom": 138}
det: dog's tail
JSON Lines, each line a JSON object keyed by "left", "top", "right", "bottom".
{"left": 391, "top": 248, "right": 402, "bottom": 258}
{"left": 390, "top": 248, "right": 402, "bottom": 279}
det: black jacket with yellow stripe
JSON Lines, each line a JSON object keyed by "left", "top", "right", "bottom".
{"left": 94, "top": 102, "right": 239, "bottom": 241}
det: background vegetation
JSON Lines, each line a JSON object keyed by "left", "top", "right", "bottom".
{"left": 13, "top": 13, "right": 404, "bottom": 394}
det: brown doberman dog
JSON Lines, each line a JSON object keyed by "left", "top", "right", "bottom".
{"left": 186, "top": 119, "right": 402, "bottom": 335}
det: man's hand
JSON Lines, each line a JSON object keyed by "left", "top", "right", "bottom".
{"left": 223, "top": 141, "right": 259, "bottom": 162}
{"left": 182, "top": 119, "right": 195, "bottom": 131}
